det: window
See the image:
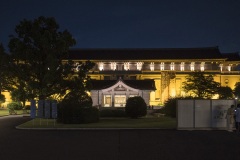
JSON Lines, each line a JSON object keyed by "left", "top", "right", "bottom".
{"left": 180, "top": 62, "right": 185, "bottom": 71}
{"left": 114, "top": 95, "right": 126, "bottom": 107}
{"left": 190, "top": 62, "right": 195, "bottom": 71}
{"left": 104, "top": 95, "right": 111, "bottom": 107}
{"left": 124, "top": 62, "right": 130, "bottom": 70}
{"left": 150, "top": 62, "right": 154, "bottom": 71}
{"left": 98, "top": 62, "right": 104, "bottom": 71}
{"left": 160, "top": 62, "right": 164, "bottom": 70}
{"left": 200, "top": 62, "right": 205, "bottom": 71}
{"left": 136, "top": 62, "right": 143, "bottom": 70}
{"left": 110, "top": 62, "right": 116, "bottom": 70}
{"left": 219, "top": 64, "right": 223, "bottom": 71}
{"left": 228, "top": 64, "right": 232, "bottom": 71}
{"left": 170, "top": 62, "right": 175, "bottom": 71}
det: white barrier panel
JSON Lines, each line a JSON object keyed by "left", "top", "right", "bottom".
{"left": 211, "top": 100, "right": 233, "bottom": 128}
{"left": 194, "top": 100, "right": 211, "bottom": 128}
{"left": 177, "top": 99, "right": 235, "bottom": 130}
{"left": 177, "top": 100, "right": 194, "bottom": 128}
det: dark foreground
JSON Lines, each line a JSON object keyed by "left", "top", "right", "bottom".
{"left": 1, "top": 116, "right": 240, "bottom": 160}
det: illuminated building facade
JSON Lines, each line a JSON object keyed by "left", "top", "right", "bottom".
{"left": 1, "top": 47, "right": 240, "bottom": 108}
{"left": 68, "top": 47, "right": 240, "bottom": 107}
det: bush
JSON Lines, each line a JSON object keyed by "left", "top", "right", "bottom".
{"left": 7, "top": 102, "right": 23, "bottom": 110}
{"left": 125, "top": 96, "right": 147, "bottom": 118}
{"left": 100, "top": 108, "right": 126, "bottom": 117}
{"left": 57, "top": 92, "right": 99, "bottom": 124}
{"left": 160, "top": 96, "right": 196, "bottom": 118}
{"left": 58, "top": 103, "right": 99, "bottom": 124}
{"left": 24, "top": 105, "right": 31, "bottom": 110}
{"left": 160, "top": 97, "right": 177, "bottom": 118}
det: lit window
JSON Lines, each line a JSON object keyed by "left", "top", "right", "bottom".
{"left": 150, "top": 62, "right": 154, "bottom": 71}
{"left": 110, "top": 62, "right": 116, "bottom": 70}
{"left": 98, "top": 62, "right": 104, "bottom": 71}
{"left": 180, "top": 62, "right": 185, "bottom": 71}
{"left": 137, "top": 62, "right": 143, "bottom": 70}
{"left": 190, "top": 62, "right": 195, "bottom": 71}
{"left": 200, "top": 62, "right": 205, "bottom": 71}
{"left": 219, "top": 64, "right": 223, "bottom": 71}
{"left": 228, "top": 64, "right": 232, "bottom": 71}
{"left": 170, "top": 62, "right": 175, "bottom": 71}
{"left": 124, "top": 62, "right": 130, "bottom": 70}
{"left": 160, "top": 62, "right": 164, "bottom": 70}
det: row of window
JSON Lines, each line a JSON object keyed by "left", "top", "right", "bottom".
{"left": 96, "top": 62, "right": 233, "bottom": 71}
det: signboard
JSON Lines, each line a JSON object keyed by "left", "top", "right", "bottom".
{"left": 30, "top": 100, "right": 36, "bottom": 118}
{"left": 38, "top": 100, "right": 44, "bottom": 118}
{"left": 51, "top": 100, "right": 58, "bottom": 119}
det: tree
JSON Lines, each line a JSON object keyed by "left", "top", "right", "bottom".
{"left": 8, "top": 16, "right": 76, "bottom": 100}
{"left": 182, "top": 71, "right": 220, "bottom": 99}
{"left": 233, "top": 82, "right": 240, "bottom": 98}
{"left": 218, "top": 86, "right": 233, "bottom": 99}
{"left": 0, "top": 44, "right": 13, "bottom": 94}
{"left": 125, "top": 96, "right": 147, "bottom": 118}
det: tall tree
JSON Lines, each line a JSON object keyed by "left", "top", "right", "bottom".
{"left": 182, "top": 71, "right": 220, "bottom": 99}
{"left": 8, "top": 16, "right": 76, "bottom": 100}
{"left": 0, "top": 44, "right": 13, "bottom": 94}
{"left": 233, "top": 82, "right": 240, "bottom": 98}
{"left": 218, "top": 86, "right": 233, "bottom": 99}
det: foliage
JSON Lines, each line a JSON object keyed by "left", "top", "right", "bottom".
{"left": 218, "top": 86, "right": 233, "bottom": 99}
{"left": 100, "top": 108, "right": 126, "bottom": 117}
{"left": 0, "top": 94, "right": 5, "bottom": 103}
{"left": 160, "top": 96, "right": 196, "bottom": 118}
{"left": 10, "top": 83, "right": 34, "bottom": 107}
{"left": 125, "top": 96, "right": 147, "bottom": 118}
{"left": 233, "top": 82, "right": 240, "bottom": 98}
{"left": 57, "top": 92, "right": 99, "bottom": 124}
{"left": 8, "top": 16, "right": 76, "bottom": 100}
{"left": 0, "top": 44, "right": 13, "bottom": 94}
{"left": 62, "top": 91, "right": 93, "bottom": 108}
{"left": 58, "top": 104, "right": 99, "bottom": 124}
{"left": 182, "top": 71, "right": 220, "bottom": 99}
{"left": 24, "top": 105, "right": 31, "bottom": 110}
{"left": 7, "top": 102, "right": 23, "bottom": 110}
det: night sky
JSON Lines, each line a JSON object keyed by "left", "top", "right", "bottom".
{"left": 1, "top": 0, "right": 240, "bottom": 53}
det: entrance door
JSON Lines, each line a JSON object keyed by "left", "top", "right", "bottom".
{"left": 114, "top": 95, "right": 126, "bottom": 107}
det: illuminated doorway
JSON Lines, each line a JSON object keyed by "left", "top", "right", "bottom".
{"left": 114, "top": 95, "right": 126, "bottom": 107}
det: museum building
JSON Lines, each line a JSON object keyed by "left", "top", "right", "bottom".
{"left": 67, "top": 47, "right": 240, "bottom": 107}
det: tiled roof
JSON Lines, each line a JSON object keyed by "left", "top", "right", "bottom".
{"left": 222, "top": 52, "right": 240, "bottom": 61}
{"left": 68, "top": 47, "right": 224, "bottom": 60}
{"left": 90, "top": 79, "right": 156, "bottom": 90}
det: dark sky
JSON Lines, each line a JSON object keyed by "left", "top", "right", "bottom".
{"left": 1, "top": 0, "right": 240, "bottom": 53}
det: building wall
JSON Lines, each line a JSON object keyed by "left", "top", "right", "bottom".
{"left": 87, "top": 60, "right": 240, "bottom": 106}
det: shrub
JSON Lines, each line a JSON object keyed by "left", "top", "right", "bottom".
{"left": 24, "top": 105, "right": 31, "bottom": 110}
{"left": 160, "top": 97, "right": 177, "bottom": 118}
{"left": 58, "top": 103, "right": 99, "bottom": 124}
{"left": 125, "top": 96, "right": 147, "bottom": 118}
{"left": 57, "top": 91, "right": 99, "bottom": 124}
{"left": 160, "top": 96, "right": 196, "bottom": 118}
{"left": 7, "top": 102, "right": 23, "bottom": 110}
{"left": 100, "top": 108, "right": 126, "bottom": 117}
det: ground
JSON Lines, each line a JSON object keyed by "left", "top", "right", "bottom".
{"left": 1, "top": 115, "right": 240, "bottom": 160}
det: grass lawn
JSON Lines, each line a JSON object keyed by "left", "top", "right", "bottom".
{"left": 0, "top": 109, "right": 9, "bottom": 116}
{"left": 17, "top": 116, "right": 176, "bottom": 129}
{"left": 0, "top": 108, "right": 27, "bottom": 117}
